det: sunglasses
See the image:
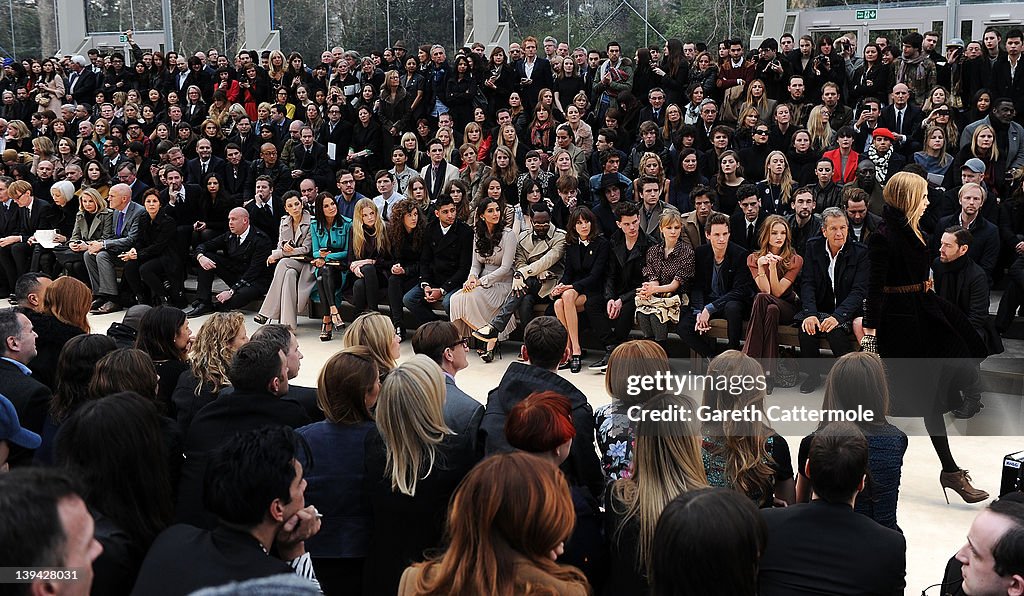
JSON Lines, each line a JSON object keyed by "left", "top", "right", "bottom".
{"left": 448, "top": 337, "right": 470, "bottom": 349}
{"left": 754, "top": 129, "right": 769, "bottom": 135}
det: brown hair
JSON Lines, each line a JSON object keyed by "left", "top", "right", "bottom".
{"left": 90, "top": 348, "right": 159, "bottom": 403}
{"left": 408, "top": 452, "right": 588, "bottom": 595}
{"left": 317, "top": 346, "right": 378, "bottom": 424}
{"left": 43, "top": 276, "right": 92, "bottom": 332}
{"left": 605, "top": 340, "right": 670, "bottom": 406}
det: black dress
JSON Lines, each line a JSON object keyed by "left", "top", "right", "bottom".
{"left": 863, "top": 205, "right": 988, "bottom": 416}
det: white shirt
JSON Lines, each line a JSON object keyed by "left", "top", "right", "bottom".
{"left": 826, "top": 243, "right": 841, "bottom": 291}
{"left": 237, "top": 226, "right": 250, "bottom": 245}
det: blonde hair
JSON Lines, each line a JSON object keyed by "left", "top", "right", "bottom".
{"left": 701, "top": 350, "right": 774, "bottom": 502}
{"left": 763, "top": 151, "right": 794, "bottom": 207}
{"left": 806, "top": 105, "right": 835, "bottom": 152}
{"left": 612, "top": 393, "right": 708, "bottom": 575}
{"left": 882, "top": 171, "right": 928, "bottom": 244}
{"left": 78, "top": 187, "right": 108, "bottom": 212}
{"left": 188, "top": 312, "right": 245, "bottom": 394}
{"left": 342, "top": 311, "right": 398, "bottom": 373}
{"left": 375, "top": 355, "right": 451, "bottom": 496}
{"left": 639, "top": 152, "right": 666, "bottom": 189}
{"left": 350, "top": 198, "right": 388, "bottom": 260}
{"left": 970, "top": 124, "right": 1000, "bottom": 163}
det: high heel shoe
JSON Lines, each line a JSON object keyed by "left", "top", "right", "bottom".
{"left": 331, "top": 312, "right": 345, "bottom": 329}
{"left": 481, "top": 339, "right": 501, "bottom": 363}
{"left": 320, "top": 322, "right": 333, "bottom": 342}
{"left": 570, "top": 355, "right": 582, "bottom": 374}
{"left": 940, "top": 469, "right": 990, "bottom": 504}
{"left": 253, "top": 314, "right": 269, "bottom": 325}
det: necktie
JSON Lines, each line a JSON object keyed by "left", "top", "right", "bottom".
{"left": 178, "top": 190, "right": 185, "bottom": 204}
{"left": 747, "top": 223, "right": 755, "bottom": 248}
{"left": 69, "top": 72, "right": 78, "bottom": 90}
{"left": 896, "top": 110, "right": 903, "bottom": 135}
{"left": 653, "top": 110, "right": 660, "bottom": 121}
{"left": 201, "top": 161, "right": 208, "bottom": 175}
{"left": 116, "top": 210, "right": 124, "bottom": 236}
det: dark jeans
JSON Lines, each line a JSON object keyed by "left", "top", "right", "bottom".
{"left": 194, "top": 253, "right": 267, "bottom": 309}
{"left": 996, "top": 255, "right": 1024, "bottom": 331}
{"left": 403, "top": 285, "right": 455, "bottom": 324}
{"left": 351, "top": 264, "right": 384, "bottom": 313}
{"left": 585, "top": 295, "right": 636, "bottom": 351}
{"left": 677, "top": 300, "right": 746, "bottom": 357}
{"left": 386, "top": 272, "right": 418, "bottom": 328}
{"left": 53, "top": 248, "right": 90, "bottom": 285}
{"left": 489, "top": 277, "right": 545, "bottom": 331}
{"left": 0, "top": 241, "right": 34, "bottom": 292}
{"left": 797, "top": 321, "right": 857, "bottom": 378}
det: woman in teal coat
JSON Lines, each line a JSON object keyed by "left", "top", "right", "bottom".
{"left": 312, "top": 191, "right": 352, "bottom": 341}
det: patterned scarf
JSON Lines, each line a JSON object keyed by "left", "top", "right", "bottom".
{"left": 867, "top": 144, "right": 891, "bottom": 184}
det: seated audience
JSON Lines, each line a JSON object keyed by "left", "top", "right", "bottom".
{"left": 133, "top": 426, "right": 322, "bottom": 594}
{"left": 0, "top": 308, "right": 50, "bottom": 467}
{"left": 363, "top": 355, "right": 480, "bottom": 596}
{"left": 796, "top": 206, "right": 868, "bottom": 394}
{"left": 759, "top": 422, "right": 907, "bottom": 596}
{"left": 795, "top": 352, "right": 908, "bottom": 531}
{"left": 297, "top": 346, "right": 379, "bottom": 595}
{"left": 482, "top": 316, "right": 604, "bottom": 500}
{"left": 552, "top": 206, "right": 609, "bottom": 372}
{"left": 122, "top": 188, "right": 182, "bottom": 306}
{"left": 341, "top": 311, "right": 400, "bottom": 378}
{"left": 403, "top": 195, "right": 473, "bottom": 326}
{"left": 729, "top": 184, "right": 766, "bottom": 252}
{"left": 186, "top": 207, "right": 274, "bottom": 318}
{"left": 310, "top": 191, "right": 352, "bottom": 340}
{"left": 397, "top": 452, "right": 589, "bottom": 596}
{"left": 931, "top": 182, "right": 999, "bottom": 285}
{"left": 948, "top": 495, "right": 1024, "bottom": 596}
{"left": 170, "top": 312, "right": 249, "bottom": 433}
{"left": 650, "top": 487, "right": 767, "bottom": 596}
{"left": 347, "top": 198, "right": 389, "bottom": 315}
{"left": 134, "top": 305, "right": 191, "bottom": 411}
{"left": 256, "top": 191, "right": 314, "bottom": 329}
{"left": 701, "top": 350, "right": 795, "bottom": 506}
{"left": 635, "top": 209, "right": 694, "bottom": 343}
{"left": 28, "top": 276, "right": 91, "bottom": 390}
{"left": 411, "top": 321, "right": 485, "bottom": 455}
{"left": 383, "top": 198, "right": 424, "bottom": 339}
{"left": 606, "top": 393, "right": 708, "bottom": 594}
{"left": 84, "top": 183, "right": 143, "bottom": 314}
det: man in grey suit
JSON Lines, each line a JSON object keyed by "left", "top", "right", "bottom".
{"left": 411, "top": 321, "right": 484, "bottom": 456}
{"left": 85, "top": 184, "right": 145, "bottom": 314}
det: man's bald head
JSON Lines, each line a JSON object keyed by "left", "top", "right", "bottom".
{"left": 108, "top": 183, "right": 132, "bottom": 209}
{"left": 228, "top": 207, "right": 250, "bottom": 235}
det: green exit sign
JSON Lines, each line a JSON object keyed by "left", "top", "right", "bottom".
{"left": 856, "top": 9, "right": 877, "bottom": 19}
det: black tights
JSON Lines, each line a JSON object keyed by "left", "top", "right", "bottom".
{"left": 925, "top": 412, "right": 958, "bottom": 473}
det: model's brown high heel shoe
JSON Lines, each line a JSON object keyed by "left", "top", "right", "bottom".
{"left": 940, "top": 469, "right": 989, "bottom": 504}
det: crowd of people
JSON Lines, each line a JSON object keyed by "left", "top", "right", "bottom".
{"left": 0, "top": 26, "right": 1021, "bottom": 595}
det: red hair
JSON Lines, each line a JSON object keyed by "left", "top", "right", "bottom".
{"left": 504, "top": 391, "right": 576, "bottom": 453}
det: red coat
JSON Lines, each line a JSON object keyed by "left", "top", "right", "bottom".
{"left": 823, "top": 147, "right": 859, "bottom": 183}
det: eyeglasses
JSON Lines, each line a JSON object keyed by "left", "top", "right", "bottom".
{"left": 448, "top": 337, "right": 470, "bottom": 349}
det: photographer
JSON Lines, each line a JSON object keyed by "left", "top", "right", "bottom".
{"left": 755, "top": 38, "right": 792, "bottom": 101}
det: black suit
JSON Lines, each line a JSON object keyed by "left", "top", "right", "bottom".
{"left": 221, "top": 161, "right": 252, "bottom": 204}
{"left": 678, "top": 241, "right": 753, "bottom": 356}
{"left": 758, "top": 500, "right": 906, "bottom": 596}
{"left": 0, "top": 199, "right": 61, "bottom": 287}
{"left": 0, "top": 357, "right": 51, "bottom": 467}
{"left": 797, "top": 238, "right": 868, "bottom": 374}
{"left": 585, "top": 231, "right": 652, "bottom": 350}
{"left": 174, "top": 388, "right": 309, "bottom": 527}
{"left": 992, "top": 57, "right": 1024, "bottom": 122}
{"left": 226, "top": 133, "right": 259, "bottom": 162}
{"left": 637, "top": 106, "right": 666, "bottom": 130}
{"left": 182, "top": 101, "right": 208, "bottom": 128}
{"left": 192, "top": 226, "right": 273, "bottom": 308}
{"left": 317, "top": 119, "right": 354, "bottom": 166}
{"left": 405, "top": 220, "right": 473, "bottom": 324}
{"left": 514, "top": 58, "right": 554, "bottom": 108}
{"left": 878, "top": 104, "right": 924, "bottom": 156}
{"left": 185, "top": 156, "right": 226, "bottom": 185}
{"left": 730, "top": 211, "right": 767, "bottom": 253}
{"left": 67, "top": 68, "right": 98, "bottom": 104}
{"left": 291, "top": 142, "right": 331, "bottom": 190}
{"left": 128, "top": 179, "right": 150, "bottom": 204}
{"left": 245, "top": 195, "right": 286, "bottom": 239}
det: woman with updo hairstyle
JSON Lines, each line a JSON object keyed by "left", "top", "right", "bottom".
{"left": 28, "top": 276, "right": 92, "bottom": 389}
{"left": 297, "top": 346, "right": 380, "bottom": 595}
{"left": 170, "top": 312, "right": 249, "bottom": 432}
{"left": 398, "top": 452, "right": 589, "bottom": 596}
{"left": 595, "top": 339, "right": 672, "bottom": 482}
{"left": 650, "top": 487, "right": 767, "bottom": 596}
{"left": 701, "top": 350, "right": 795, "bottom": 507}
{"left": 364, "top": 355, "right": 480, "bottom": 596}
{"left": 341, "top": 311, "right": 401, "bottom": 377}
{"left": 607, "top": 393, "right": 708, "bottom": 594}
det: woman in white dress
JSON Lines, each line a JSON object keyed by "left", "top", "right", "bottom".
{"left": 449, "top": 198, "right": 516, "bottom": 362}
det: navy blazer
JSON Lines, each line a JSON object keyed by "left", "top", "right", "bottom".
{"left": 514, "top": 58, "right": 554, "bottom": 105}
{"left": 797, "top": 237, "right": 868, "bottom": 325}
{"left": 418, "top": 220, "right": 473, "bottom": 293}
{"left": 690, "top": 241, "right": 754, "bottom": 314}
